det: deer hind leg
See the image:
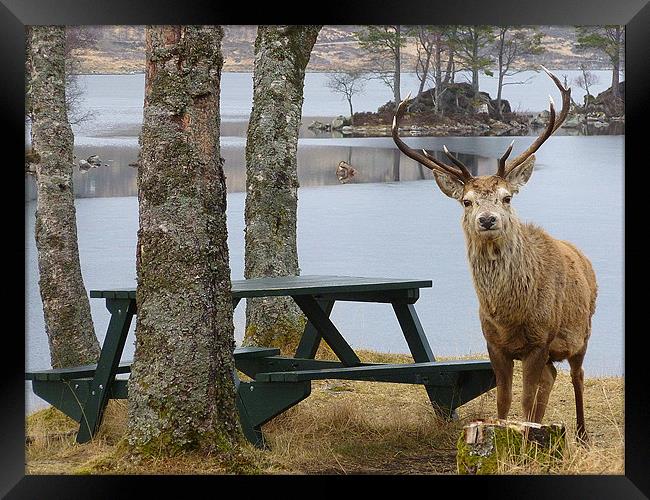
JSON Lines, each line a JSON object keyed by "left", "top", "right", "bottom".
{"left": 568, "top": 352, "right": 588, "bottom": 443}
{"left": 521, "top": 346, "right": 551, "bottom": 423}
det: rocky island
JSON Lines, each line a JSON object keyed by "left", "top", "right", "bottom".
{"left": 308, "top": 81, "right": 624, "bottom": 138}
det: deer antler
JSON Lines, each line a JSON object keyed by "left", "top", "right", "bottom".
{"left": 497, "top": 66, "right": 571, "bottom": 178}
{"left": 392, "top": 94, "right": 473, "bottom": 183}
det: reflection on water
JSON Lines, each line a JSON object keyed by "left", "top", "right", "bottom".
{"left": 25, "top": 143, "right": 495, "bottom": 200}
{"left": 25, "top": 135, "right": 624, "bottom": 413}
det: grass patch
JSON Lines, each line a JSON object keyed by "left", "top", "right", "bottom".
{"left": 25, "top": 351, "right": 623, "bottom": 475}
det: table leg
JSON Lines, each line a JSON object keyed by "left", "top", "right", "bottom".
{"left": 236, "top": 378, "right": 312, "bottom": 449}
{"left": 76, "top": 298, "right": 136, "bottom": 444}
{"left": 294, "top": 299, "right": 335, "bottom": 359}
{"left": 392, "top": 302, "right": 457, "bottom": 417}
{"left": 293, "top": 295, "right": 361, "bottom": 367}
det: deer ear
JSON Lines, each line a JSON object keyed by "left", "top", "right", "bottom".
{"left": 433, "top": 171, "right": 465, "bottom": 200}
{"left": 504, "top": 155, "right": 536, "bottom": 192}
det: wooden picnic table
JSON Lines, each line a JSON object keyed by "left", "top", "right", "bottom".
{"left": 26, "top": 275, "right": 496, "bottom": 448}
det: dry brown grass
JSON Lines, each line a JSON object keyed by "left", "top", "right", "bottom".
{"left": 25, "top": 350, "right": 623, "bottom": 475}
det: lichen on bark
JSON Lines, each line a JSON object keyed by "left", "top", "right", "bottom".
{"left": 128, "top": 25, "right": 241, "bottom": 455}
{"left": 243, "top": 25, "right": 321, "bottom": 352}
{"left": 27, "top": 26, "right": 100, "bottom": 368}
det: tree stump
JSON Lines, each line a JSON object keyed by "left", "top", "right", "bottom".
{"left": 457, "top": 419, "right": 566, "bottom": 474}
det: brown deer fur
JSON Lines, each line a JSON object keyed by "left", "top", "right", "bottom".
{"left": 432, "top": 159, "right": 597, "bottom": 441}
{"left": 392, "top": 69, "right": 597, "bottom": 441}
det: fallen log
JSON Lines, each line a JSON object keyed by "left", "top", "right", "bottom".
{"left": 457, "top": 419, "right": 566, "bottom": 474}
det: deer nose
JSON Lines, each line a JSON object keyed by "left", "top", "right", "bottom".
{"left": 479, "top": 215, "right": 497, "bottom": 229}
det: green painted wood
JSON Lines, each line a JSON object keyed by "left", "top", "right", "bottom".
{"left": 31, "top": 378, "right": 130, "bottom": 423}
{"left": 26, "top": 362, "right": 133, "bottom": 381}
{"left": 449, "top": 369, "right": 496, "bottom": 409}
{"left": 76, "top": 298, "right": 135, "bottom": 444}
{"left": 237, "top": 380, "right": 311, "bottom": 448}
{"left": 236, "top": 356, "right": 378, "bottom": 379}
{"left": 392, "top": 303, "right": 436, "bottom": 363}
{"left": 233, "top": 373, "right": 263, "bottom": 447}
{"left": 90, "top": 275, "right": 432, "bottom": 300}
{"left": 294, "top": 299, "right": 334, "bottom": 359}
{"left": 392, "top": 301, "right": 458, "bottom": 416}
{"left": 254, "top": 360, "right": 493, "bottom": 383}
{"left": 316, "top": 289, "right": 420, "bottom": 304}
{"left": 26, "top": 346, "right": 279, "bottom": 382}
{"left": 234, "top": 346, "right": 281, "bottom": 359}
{"left": 293, "top": 295, "right": 361, "bottom": 367}
{"left": 32, "top": 379, "right": 91, "bottom": 423}
{"left": 109, "top": 379, "right": 129, "bottom": 399}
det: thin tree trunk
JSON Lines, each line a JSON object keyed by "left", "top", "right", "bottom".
{"left": 348, "top": 97, "right": 354, "bottom": 124}
{"left": 434, "top": 33, "right": 442, "bottom": 115}
{"left": 244, "top": 25, "right": 321, "bottom": 352}
{"left": 471, "top": 33, "right": 480, "bottom": 92}
{"left": 417, "top": 35, "right": 431, "bottom": 97}
{"left": 611, "top": 63, "right": 620, "bottom": 98}
{"left": 611, "top": 27, "right": 621, "bottom": 99}
{"left": 417, "top": 56, "right": 429, "bottom": 96}
{"left": 393, "top": 25, "right": 401, "bottom": 109}
{"left": 129, "top": 25, "right": 240, "bottom": 454}
{"left": 27, "top": 26, "right": 100, "bottom": 369}
{"left": 444, "top": 50, "right": 455, "bottom": 86}
{"left": 496, "top": 32, "right": 505, "bottom": 118}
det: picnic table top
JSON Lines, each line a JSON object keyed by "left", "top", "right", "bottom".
{"left": 89, "top": 275, "right": 433, "bottom": 300}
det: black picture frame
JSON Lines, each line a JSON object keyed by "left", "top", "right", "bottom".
{"left": 4, "top": 0, "right": 646, "bottom": 497}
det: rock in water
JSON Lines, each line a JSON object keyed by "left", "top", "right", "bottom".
{"left": 457, "top": 419, "right": 566, "bottom": 474}
{"left": 330, "top": 115, "right": 350, "bottom": 130}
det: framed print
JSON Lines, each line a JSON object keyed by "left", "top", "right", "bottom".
{"left": 4, "top": 0, "right": 647, "bottom": 496}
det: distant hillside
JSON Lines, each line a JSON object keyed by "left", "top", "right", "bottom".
{"left": 71, "top": 26, "right": 617, "bottom": 74}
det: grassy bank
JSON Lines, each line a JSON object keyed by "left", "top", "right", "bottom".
{"left": 26, "top": 350, "right": 623, "bottom": 475}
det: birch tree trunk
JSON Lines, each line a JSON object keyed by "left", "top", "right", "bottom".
{"left": 611, "top": 27, "right": 621, "bottom": 99}
{"left": 243, "top": 25, "right": 321, "bottom": 351}
{"left": 128, "top": 25, "right": 240, "bottom": 454}
{"left": 27, "top": 26, "right": 100, "bottom": 368}
{"left": 393, "top": 25, "right": 401, "bottom": 108}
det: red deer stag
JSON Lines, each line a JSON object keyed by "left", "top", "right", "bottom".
{"left": 392, "top": 67, "right": 597, "bottom": 442}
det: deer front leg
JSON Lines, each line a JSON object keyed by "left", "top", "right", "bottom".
{"left": 487, "top": 343, "right": 514, "bottom": 419}
{"left": 521, "top": 346, "right": 551, "bottom": 423}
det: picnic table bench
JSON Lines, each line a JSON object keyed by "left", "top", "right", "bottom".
{"left": 26, "top": 275, "right": 496, "bottom": 448}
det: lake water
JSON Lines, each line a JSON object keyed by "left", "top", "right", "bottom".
{"left": 25, "top": 71, "right": 624, "bottom": 413}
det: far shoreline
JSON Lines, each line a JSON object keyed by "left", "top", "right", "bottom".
{"left": 71, "top": 66, "right": 619, "bottom": 77}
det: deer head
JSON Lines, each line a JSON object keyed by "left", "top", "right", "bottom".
{"left": 392, "top": 67, "right": 571, "bottom": 241}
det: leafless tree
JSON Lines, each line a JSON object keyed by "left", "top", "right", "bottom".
{"left": 326, "top": 71, "right": 366, "bottom": 124}
{"left": 574, "top": 63, "right": 600, "bottom": 111}
{"left": 493, "top": 27, "right": 544, "bottom": 118}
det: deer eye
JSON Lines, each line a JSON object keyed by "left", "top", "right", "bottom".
{"left": 463, "top": 200, "right": 472, "bottom": 207}
{"left": 503, "top": 196, "right": 512, "bottom": 204}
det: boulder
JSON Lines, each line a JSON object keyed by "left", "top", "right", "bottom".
{"left": 562, "top": 114, "right": 582, "bottom": 128}
{"left": 330, "top": 115, "right": 351, "bottom": 130}
{"left": 308, "top": 120, "right": 331, "bottom": 132}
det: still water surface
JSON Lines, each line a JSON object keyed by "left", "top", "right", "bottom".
{"left": 25, "top": 72, "right": 624, "bottom": 413}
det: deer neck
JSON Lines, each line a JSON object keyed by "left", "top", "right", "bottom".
{"left": 464, "top": 220, "right": 535, "bottom": 319}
